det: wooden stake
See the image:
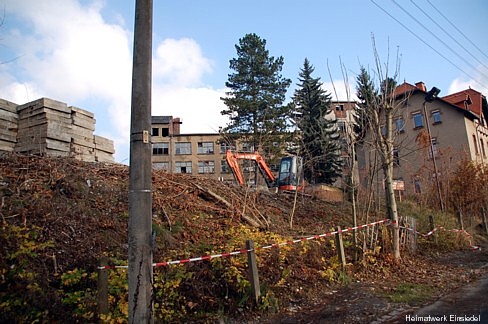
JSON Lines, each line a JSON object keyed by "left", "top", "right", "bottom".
{"left": 97, "top": 256, "right": 109, "bottom": 317}
{"left": 246, "top": 240, "right": 260, "bottom": 305}
{"left": 335, "top": 226, "right": 346, "bottom": 271}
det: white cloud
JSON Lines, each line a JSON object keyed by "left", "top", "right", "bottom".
{"left": 1, "top": 0, "right": 227, "bottom": 162}
{"left": 2, "top": 0, "right": 133, "bottom": 143}
{"left": 152, "top": 85, "right": 228, "bottom": 134}
{"left": 322, "top": 81, "right": 358, "bottom": 102}
{"left": 448, "top": 78, "right": 488, "bottom": 96}
{"left": 153, "top": 38, "right": 213, "bottom": 87}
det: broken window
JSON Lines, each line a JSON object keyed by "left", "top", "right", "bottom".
{"left": 197, "top": 142, "right": 214, "bottom": 154}
{"left": 221, "top": 160, "right": 230, "bottom": 173}
{"left": 153, "top": 162, "right": 169, "bottom": 171}
{"left": 198, "top": 161, "right": 215, "bottom": 174}
{"left": 175, "top": 142, "right": 191, "bottom": 155}
{"left": 175, "top": 161, "right": 192, "bottom": 174}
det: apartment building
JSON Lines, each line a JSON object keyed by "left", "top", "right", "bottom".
{"left": 360, "top": 81, "right": 488, "bottom": 195}
{"left": 151, "top": 116, "right": 236, "bottom": 182}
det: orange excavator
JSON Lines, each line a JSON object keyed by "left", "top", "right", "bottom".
{"left": 225, "top": 150, "right": 303, "bottom": 192}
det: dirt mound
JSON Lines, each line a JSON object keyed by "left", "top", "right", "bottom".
{"left": 1, "top": 153, "right": 486, "bottom": 323}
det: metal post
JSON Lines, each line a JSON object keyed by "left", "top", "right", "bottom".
{"left": 423, "top": 101, "right": 444, "bottom": 212}
{"left": 128, "top": 0, "right": 153, "bottom": 323}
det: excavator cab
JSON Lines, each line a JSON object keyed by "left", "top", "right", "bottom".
{"left": 277, "top": 156, "right": 304, "bottom": 191}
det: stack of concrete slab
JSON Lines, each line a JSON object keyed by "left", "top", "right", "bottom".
{"left": 70, "top": 106, "right": 96, "bottom": 162}
{"left": 15, "top": 98, "right": 72, "bottom": 156}
{"left": 0, "top": 99, "right": 18, "bottom": 152}
{"left": 94, "top": 135, "right": 115, "bottom": 162}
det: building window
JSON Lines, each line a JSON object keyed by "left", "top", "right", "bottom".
{"left": 175, "top": 161, "right": 192, "bottom": 174}
{"left": 241, "top": 142, "right": 254, "bottom": 152}
{"left": 162, "top": 128, "right": 169, "bottom": 137}
{"left": 381, "top": 125, "right": 386, "bottom": 137}
{"left": 221, "top": 160, "right": 230, "bottom": 173}
{"left": 430, "top": 138, "right": 438, "bottom": 158}
{"left": 338, "top": 121, "right": 346, "bottom": 133}
{"left": 413, "top": 112, "right": 423, "bottom": 128}
{"left": 432, "top": 110, "right": 441, "bottom": 124}
{"left": 198, "top": 161, "right": 215, "bottom": 174}
{"left": 393, "top": 147, "right": 400, "bottom": 166}
{"left": 175, "top": 142, "right": 191, "bottom": 155}
{"left": 220, "top": 142, "right": 235, "bottom": 154}
{"left": 152, "top": 142, "right": 169, "bottom": 155}
{"left": 335, "top": 104, "right": 344, "bottom": 111}
{"left": 481, "top": 138, "right": 486, "bottom": 158}
{"left": 197, "top": 142, "right": 214, "bottom": 154}
{"left": 395, "top": 117, "right": 405, "bottom": 133}
{"left": 473, "top": 135, "right": 479, "bottom": 155}
{"left": 413, "top": 177, "right": 421, "bottom": 194}
{"left": 152, "top": 127, "right": 159, "bottom": 137}
{"left": 153, "top": 162, "right": 169, "bottom": 171}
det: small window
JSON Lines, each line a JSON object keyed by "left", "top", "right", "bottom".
{"left": 221, "top": 160, "right": 230, "bottom": 173}
{"left": 473, "top": 135, "right": 479, "bottom": 155}
{"left": 197, "top": 142, "right": 214, "bottom": 154}
{"left": 395, "top": 117, "right": 405, "bottom": 132}
{"left": 153, "top": 162, "right": 169, "bottom": 171}
{"left": 414, "top": 177, "right": 421, "bottom": 194}
{"left": 175, "top": 161, "right": 192, "bottom": 174}
{"left": 432, "top": 110, "right": 441, "bottom": 124}
{"left": 393, "top": 147, "right": 400, "bottom": 166}
{"left": 430, "top": 138, "right": 438, "bottom": 158}
{"left": 481, "top": 138, "right": 486, "bottom": 158}
{"left": 220, "top": 142, "right": 234, "bottom": 154}
{"left": 413, "top": 112, "right": 423, "bottom": 128}
{"left": 241, "top": 142, "right": 254, "bottom": 152}
{"left": 175, "top": 142, "right": 191, "bottom": 155}
{"left": 198, "top": 161, "right": 215, "bottom": 174}
{"left": 162, "top": 128, "right": 169, "bottom": 137}
{"left": 152, "top": 127, "right": 160, "bottom": 137}
{"left": 152, "top": 143, "right": 169, "bottom": 155}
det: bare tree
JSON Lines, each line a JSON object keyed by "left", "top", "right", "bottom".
{"left": 356, "top": 37, "right": 401, "bottom": 260}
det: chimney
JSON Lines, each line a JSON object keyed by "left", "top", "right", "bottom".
{"left": 415, "top": 82, "right": 426, "bottom": 92}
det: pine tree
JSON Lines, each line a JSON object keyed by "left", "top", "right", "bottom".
{"left": 293, "top": 58, "right": 342, "bottom": 184}
{"left": 220, "top": 33, "right": 292, "bottom": 158}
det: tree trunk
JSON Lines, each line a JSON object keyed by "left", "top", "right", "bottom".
{"left": 383, "top": 108, "right": 400, "bottom": 260}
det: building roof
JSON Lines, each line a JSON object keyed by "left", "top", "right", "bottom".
{"left": 151, "top": 116, "right": 173, "bottom": 124}
{"left": 442, "top": 88, "right": 484, "bottom": 117}
{"left": 394, "top": 81, "right": 482, "bottom": 122}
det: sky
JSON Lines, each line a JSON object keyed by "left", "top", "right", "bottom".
{"left": 1, "top": 0, "right": 487, "bottom": 162}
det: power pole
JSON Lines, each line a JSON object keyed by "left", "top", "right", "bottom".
{"left": 128, "top": 0, "right": 153, "bottom": 323}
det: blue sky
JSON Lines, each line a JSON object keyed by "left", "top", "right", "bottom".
{"left": 1, "top": 0, "right": 487, "bottom": 162}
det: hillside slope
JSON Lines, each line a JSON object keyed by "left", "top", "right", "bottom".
{"left": 1, "top": 153, "right": 486, "bottom": 323}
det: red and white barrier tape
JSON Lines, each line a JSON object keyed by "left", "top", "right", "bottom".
{"left": 397, "top": 224, "right": 480, "bottom": 250}
{"left": 98, "top": 219, "right": 389, "bottom": 270}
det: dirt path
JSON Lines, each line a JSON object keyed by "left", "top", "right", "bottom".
{"left": 377, "top": 271, "right": 488, "bottom": 323}
{"left": 258, "top": 242, "right": 488, "bottom": 324}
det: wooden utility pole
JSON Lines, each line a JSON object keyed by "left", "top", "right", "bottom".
{"left": 128, "top": 0, "right": 153, "bottom": 323}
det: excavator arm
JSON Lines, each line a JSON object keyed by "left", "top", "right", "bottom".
{"left": 225, "top": 150, "right": 276, "bottom": 187}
